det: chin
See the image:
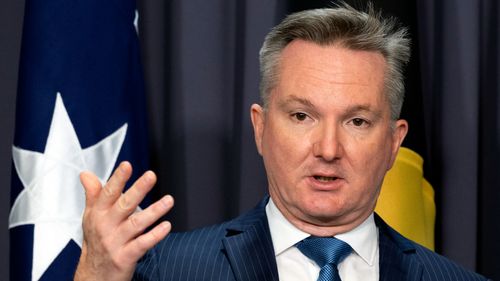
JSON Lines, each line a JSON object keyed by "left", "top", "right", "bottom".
{"left": 305, "top": 192, "right": 345, "bottom": 209}
{"left": 302, "top": 204, "right": 347, "bottom": 223}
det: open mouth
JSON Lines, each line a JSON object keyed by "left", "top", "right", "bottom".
{"left": 313, "top": 175, "right": 339, "bottom": 182}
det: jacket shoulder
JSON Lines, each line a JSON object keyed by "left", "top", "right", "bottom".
{"left": 133, "top": 199, "right": 271, "bottom": 281}
{"left": 376, "top": 214, "right": 489, "bottom": 281}
{"left": 134, "top": 222, "right": 232, "bottom": 281}
{"left": 412, "top": 242, "right": 488, "bottom": 281}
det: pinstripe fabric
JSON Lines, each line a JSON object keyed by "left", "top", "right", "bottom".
{"left": 134, "top": 198, "right": 490, "bottom": 281}
{"left": 133, "top": 199, "right": 279, "bottom": 281}
{"left": 376, "top": 215, "right": 490, "bottom": 281}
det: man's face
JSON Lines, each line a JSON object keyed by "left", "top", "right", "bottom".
{"left": 251, "top": 40, "right": 407, "bottom": 234}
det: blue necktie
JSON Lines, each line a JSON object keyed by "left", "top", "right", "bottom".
{"left": 297, "top": 236, "right": 352, "bottom": 281}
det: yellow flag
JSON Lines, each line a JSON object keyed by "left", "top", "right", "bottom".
{"left": 376, "top": 147, "right": 435, "bottom": 250}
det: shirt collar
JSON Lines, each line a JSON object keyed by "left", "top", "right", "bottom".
{"left": 265, "top": 198, "right": 378, "bottom": 266}
{"left": 266, "top": 198, "right": 310, "bottom": 256}
{"left": 336, "top": 213, "right": 378, "bottom": 266}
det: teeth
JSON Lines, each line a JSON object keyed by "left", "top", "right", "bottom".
{"left": 315, "top": 176, "right": 336, "bottom": 182}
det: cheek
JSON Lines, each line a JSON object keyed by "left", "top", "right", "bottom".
{"left": 345, "top": 135, "right": 394, "bottom": 186}
{"left": 261, "top": 123, "right": 314, "bottom": 197}
{"left": 263, "top": 121, "right": 310, "bottom": 164}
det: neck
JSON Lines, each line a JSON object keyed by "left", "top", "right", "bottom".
{"left": 271, "top": 197, "right": 374, "bottom": 237}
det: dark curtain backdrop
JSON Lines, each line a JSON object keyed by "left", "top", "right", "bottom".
{"left": 138, "top": 0, "right": 284, "bottom": 231}
{"left": 0, "top": 0, "right": 24, "bottom": 278}
{"left": 416, "top": 0, "right": 500, "bottom": 277}
{"left": 137, "top": 0, "right": 500, "bottom": 278}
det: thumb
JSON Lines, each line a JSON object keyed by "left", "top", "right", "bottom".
{"left": 80, "top": 171, "right": 102, "bottom": 208}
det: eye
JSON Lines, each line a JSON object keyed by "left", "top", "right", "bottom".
{"left": 350, "top": 118, "right": 369, "bottom": 127}
{"left": 292, "top": 112, "right": 308, "bottom": 121}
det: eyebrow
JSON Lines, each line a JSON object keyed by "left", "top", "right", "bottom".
{"left": 277, "top": 95, "right": 315, "bottom": 110}
{"left": 343, "top": 105, "right": 383, "bottom": 120}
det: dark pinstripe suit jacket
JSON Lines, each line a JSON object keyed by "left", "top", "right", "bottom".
{"left": 133, "top": 198, "right": 489, "bottom": 281}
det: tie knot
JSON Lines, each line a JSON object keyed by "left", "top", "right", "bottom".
{"left": 297, "top": 236, "right": 352, "bottom": 268}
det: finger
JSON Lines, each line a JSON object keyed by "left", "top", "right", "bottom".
{"left": 80, "top": 171, "right": 102, "bottom": 208}
{"left": 96, "top": 161, "right": 132, "bottom": 209}
{"left": 116, "top": 195, "right": 174, "bottom": 245}
{"left": 107, "top": 170, "right": 157, "bottom": 222}
{"left": 121, "top": 221, "right": 172, "bottom": 264}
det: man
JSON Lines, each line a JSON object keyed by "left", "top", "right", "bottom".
{"left": 75, "top": 4, "right": 489, "bottom": 281}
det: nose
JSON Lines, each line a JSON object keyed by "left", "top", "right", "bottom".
{"left": 312, "top": 122, "right": 342, "bottom": 162}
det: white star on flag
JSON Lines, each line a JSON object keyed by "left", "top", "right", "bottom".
{"left": 9, "top": 92, "right": 127, "bottom": 281}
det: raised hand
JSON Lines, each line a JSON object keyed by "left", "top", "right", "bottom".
{"left": 74, "top": 161, "right": 174, "bottom": 281}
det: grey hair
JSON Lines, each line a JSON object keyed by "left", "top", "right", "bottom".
{"left": 259, "top": 3, "right": 410, "bottom": 120}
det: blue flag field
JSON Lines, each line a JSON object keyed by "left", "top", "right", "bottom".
{"left": 9, "top": 0, "right": 149, "bottom": 280}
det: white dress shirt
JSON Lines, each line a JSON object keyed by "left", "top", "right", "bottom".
{"left": 266, "top": 199, "right": 379, "bottom": 281}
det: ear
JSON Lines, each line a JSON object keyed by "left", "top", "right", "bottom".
{"left": 387, "top": 119, "right": 408, "bottom": 170}
{"left": 250, "top": 104, "right": 265, "bottom": 155}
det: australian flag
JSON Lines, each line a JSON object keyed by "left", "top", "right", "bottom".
{"left": 9, "top": 0, "right": 149, "bottom": 280}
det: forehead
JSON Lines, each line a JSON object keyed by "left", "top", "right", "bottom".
{"left": 272, "top": 40, "right": 388, "bottom": 109}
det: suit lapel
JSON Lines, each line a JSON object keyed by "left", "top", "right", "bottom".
{"left": 221, "top": 198, "right": 279, "bottom": 281}
{"left": 376, "top": 214, "right": 423, "bottom": 281}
